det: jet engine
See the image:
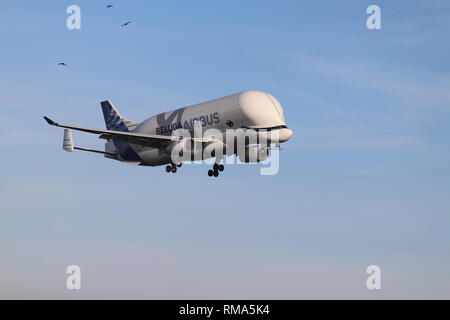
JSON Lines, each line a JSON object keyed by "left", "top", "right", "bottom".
{"left": 237, "top": 145, "right": 269, "bottom": 163}
{"left": 166, "top": 139, "right": 193, "bottom": 157}
{"left": 166, "top": 138, "right": 205, "bottom": 163}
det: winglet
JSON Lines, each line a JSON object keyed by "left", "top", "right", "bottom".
{"left": 43, "top": 116, "right": 56, "bottom": 125}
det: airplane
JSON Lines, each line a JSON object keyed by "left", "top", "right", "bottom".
{"left": 43, "top": 90, "right": 293, "bottom": 177}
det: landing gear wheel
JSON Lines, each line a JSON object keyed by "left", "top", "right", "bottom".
{"left": 213, "top": 163, "right": 219, "bottom": 171}
{"left": 165, "top": 165, "right": 172, "bottom": 173}
{"left": 213, "top": 170, "right": 219, "bottom": 177}
{"left": 177, "top": 163, "right": 182, "bottom": 168}
{"left": 171, "top": 166, "right": 177, "bottom": 173}
{"left": 208, "top": 169, "right": 214, "bottom": 177}
{"left": 218, "top": 164, "right": 224, "bottom": 172}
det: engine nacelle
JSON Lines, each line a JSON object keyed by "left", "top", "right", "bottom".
{"left": 166, "top": 139, "right": 193, "bottom": 156}
{"left": 237, "top": 145, "right": 269, "bottom": 163}
{"left": 166, "top": 139, "right": 204, "bottom": 163}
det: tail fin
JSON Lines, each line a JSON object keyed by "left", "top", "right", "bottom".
{"left": 101, "top": 100, "right": 138, "bottom": 132}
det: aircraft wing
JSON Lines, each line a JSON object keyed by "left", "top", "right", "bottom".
{"left": 43, "top": 116, "right": 210, "bottom": 148}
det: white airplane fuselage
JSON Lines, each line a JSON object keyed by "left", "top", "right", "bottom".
{"left": 125, "top": 90, "right": 293, "bottom": 166}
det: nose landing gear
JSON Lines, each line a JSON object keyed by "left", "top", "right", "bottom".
{"left": 208, "top": 163, "right": 224, "bottom": 177}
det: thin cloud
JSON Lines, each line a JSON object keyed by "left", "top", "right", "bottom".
{"left": 299, "top": 136, "right": 423, "bottom": 150}
{"left": 278, "top": 53, "right": 450, "bottom": 109}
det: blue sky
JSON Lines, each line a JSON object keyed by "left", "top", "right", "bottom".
{"left": 1, "top": 0, "right": 450, "bottom": 298}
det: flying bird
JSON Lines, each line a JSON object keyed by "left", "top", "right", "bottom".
{"left": 106, "top": 5, "right": 113, "bottom": 9}
{"left": 121, "top": 21, "right": 132, "bottom": 27}
{"left": 57, "top": 62, "right": 68, "bottom": 67}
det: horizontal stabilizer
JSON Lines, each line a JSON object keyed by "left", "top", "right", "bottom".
{"left": 73, "top": 146, "right": 117, "bottom": 156}
{"left": 60, "top": 127, "right": 117, "bottom": 156}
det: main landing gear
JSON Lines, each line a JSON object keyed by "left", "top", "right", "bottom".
{"left": 208, "top": 163, "right": 224, "bottom": 177}
{"left": 165, "top": 162, "right": 182, "bottom": 173}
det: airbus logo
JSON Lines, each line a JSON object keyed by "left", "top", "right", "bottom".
{"left": 156, "top": 112, "right": 220, "bottom": 135}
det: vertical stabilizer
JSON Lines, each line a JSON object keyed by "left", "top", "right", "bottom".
{"left": 100, "top": 100, "right": 138, "bottom": 132}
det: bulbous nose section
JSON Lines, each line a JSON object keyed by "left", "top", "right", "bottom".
{"left": 278, "top": 128, "right": 293, "bottom": 142}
